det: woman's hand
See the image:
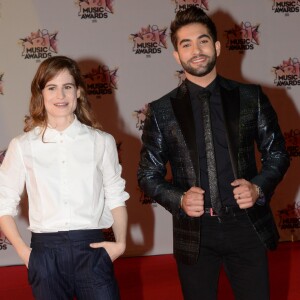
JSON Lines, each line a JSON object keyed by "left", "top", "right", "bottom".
{"left": 90, "top": 241, "right": 126, "bottom": 262}
{"left": 18, "top": 246, "right": 32, "bottom": 268}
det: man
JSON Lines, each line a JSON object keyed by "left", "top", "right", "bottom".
{"left": 138, "top": 6, "right": 290, "bottom": 300}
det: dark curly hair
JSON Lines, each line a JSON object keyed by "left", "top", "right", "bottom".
{"left": 170, "top": 6, "right": 217, "bottom": 51}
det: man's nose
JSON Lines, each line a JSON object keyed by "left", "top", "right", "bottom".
{"left": 192, "top": 43, "right": 201, "bottom": 55}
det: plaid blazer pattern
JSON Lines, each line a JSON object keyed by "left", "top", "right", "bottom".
{"left": 138, "top": 76, "right": 290, "bottom": 265}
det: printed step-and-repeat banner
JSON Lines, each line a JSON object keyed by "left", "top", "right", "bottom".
{"left": 0, "top": 0, "right": 299, "bottom": 266}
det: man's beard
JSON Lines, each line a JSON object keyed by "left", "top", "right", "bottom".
{"left": 180, "top": 52, "right": 217, "bottom": 77}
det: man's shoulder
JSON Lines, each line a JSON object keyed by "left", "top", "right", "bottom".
{"left": 149, "top": 85, "right": 180, "bottom": 108}
{"left": 219, "top": 76, "right": 259, "bottom": 91}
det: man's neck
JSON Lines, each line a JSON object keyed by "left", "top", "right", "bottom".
{"left": 185, "top": 69, "right": 217, "bottom": 88}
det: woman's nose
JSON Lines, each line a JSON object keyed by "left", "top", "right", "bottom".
{"left": 56, "top": 88, "right": 65, "bottom": 99}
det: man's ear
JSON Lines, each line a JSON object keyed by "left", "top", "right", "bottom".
{"left": 173, "top": 51, "right": 181, "bottom": 65}
{"left": 215, "top": 41, "right": 221, "bottom": 57}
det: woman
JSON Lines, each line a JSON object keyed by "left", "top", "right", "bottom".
{"left": 0, "top": 56, "right": 129, "bottom": 299}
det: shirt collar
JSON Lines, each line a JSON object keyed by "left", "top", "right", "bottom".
{"left": 33, "top": 115, "right": 83, "bottom": 141}
{"left": 186, "top": 76, "right": 219, "bottom": 98}
{"left": 62, "top": 115, "right": 82, "bottom": 139}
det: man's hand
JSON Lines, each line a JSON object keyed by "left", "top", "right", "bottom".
{"left": 181, "top": 186, "right": 205, "bottom": 217}
{"left": 231, "top": 179, "right": 259, "bottom": 209}
{"left": 90, "top": 241, "right": 126, "bottom": 262}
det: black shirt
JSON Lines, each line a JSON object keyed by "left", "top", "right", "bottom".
{"left": 186, "top": 77, "right": 237, "bottom": 207}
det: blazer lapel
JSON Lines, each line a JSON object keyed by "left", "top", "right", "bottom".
{"left": 169, "top": 78, "right": 241, "bottom": 184}
{"left": 220, "top": 84, "right": 240, "bottom": 179}
{"left": 171, "top": 82, "right": 200, "bottom": 186}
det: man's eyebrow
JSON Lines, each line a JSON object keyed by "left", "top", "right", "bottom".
{"left": 179, "top": 38, "right": 191, "bottom": 46}
{"left": 178, "top": 34, "right": 211, "bottom": 45}
{"left": 198, "top": 34, "right": 211, "bottom": 40}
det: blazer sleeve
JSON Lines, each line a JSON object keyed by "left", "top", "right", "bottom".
{"left": 137, "top": 104, "right": 184, "bottom": 215}
{"left": 250, "top": 86, "right": 290, "bottom": 200}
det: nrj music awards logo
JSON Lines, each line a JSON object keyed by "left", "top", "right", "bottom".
{"left": 83, "top": 65, "right": 118, "bottom": 97}
{"left": 130, "top": 25, "right": 168, "bottom": 55}
{"left": 277, "top": 203, "right": 300, "bottom": 240}
{"left": 133, "top": 70, "right": 186, "bottom": 131}
{"left": 0, "top": 73, "right": 3, "bottom": 95}
{"left": 0, "top": 231, "right": 11, "bottom": 251}
{"left": 133, "top": 104, "right": 149, "bottom": 131}
{"left": 77, "top": 0, "right": 113, "bottom": 19}
{"left": 272, "top": 0, "right": 300, "bottom": 13}
{"left": 0, "top": 149, "right": 6, "bottom": 164}
{"left": 273, "top": 58, "right": 300, "bottom": 87}
{"left": 284, "top": 129, "right": 300, "bottom": 158}
{"left": 173, "top": 0, "right": 209, "bottom": 12}
{"left": 20, "top": 29, "right": 58, "bottom": 60}
{"left": 176, "top": 70, "right": 186, "bottom": 86}
{"left": 225, "top": 22, "right": 259, "bottom": 51}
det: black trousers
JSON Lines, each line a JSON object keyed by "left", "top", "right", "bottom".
{"left": 177, "top": 211, "right": 269, "bottom": 300}
{"left": 28, "top": 229, "right": 120, "bottom": 300}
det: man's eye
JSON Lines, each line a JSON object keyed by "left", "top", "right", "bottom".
{"left": 200, "top": 39, "right": 209, "bottom": 44}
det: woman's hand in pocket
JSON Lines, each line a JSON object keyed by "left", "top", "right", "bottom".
{"left": 90, "top": 241, "right": 125, "bottom": 262}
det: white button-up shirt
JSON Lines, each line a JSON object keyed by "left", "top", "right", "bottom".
{"left": 0, "top": 118, "right": 129, "bottom": 233}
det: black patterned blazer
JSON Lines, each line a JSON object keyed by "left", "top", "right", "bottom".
{"left": 138, "top": 76, "right": 290, "bottom": 265}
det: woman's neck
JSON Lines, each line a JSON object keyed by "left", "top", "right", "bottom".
{"left": 47, "top": 115, "right": 75, "bottom": 131}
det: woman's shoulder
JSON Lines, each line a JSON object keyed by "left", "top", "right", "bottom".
{"left": 11, "top": 130, "right": 35, "bottom": 143}
{"left": 82, "top": 124, "right": 116, "bottom": 144}
{"left": 4, "top": 130, "right": 35, "bottom": 153}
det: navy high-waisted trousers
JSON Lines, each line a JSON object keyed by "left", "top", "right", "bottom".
{"left": 28, "top": 229, "right": 119, "bottom": 300}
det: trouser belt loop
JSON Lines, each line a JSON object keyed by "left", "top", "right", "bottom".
{"left": 204, "top": 206, "right": 245, "bottom": 217}
{"left": 209, "top": 208, "right": 218, "bottom": 217}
